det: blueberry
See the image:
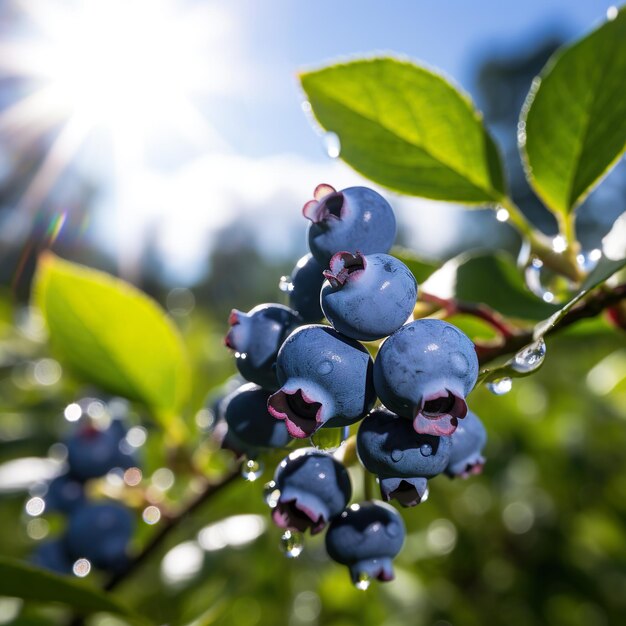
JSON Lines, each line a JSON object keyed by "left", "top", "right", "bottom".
{"left": 321, "top": 251, "right": 417, "bottom": 341}
{"left": 65, "top": 502, "right": 134, "bottom": 572}
{"left": 44, "top": 473, "right": 85, "bottom": 514}
{"left": 271, "top": 448, "right": 351, "bottom": 535}
{"left": 357, "top": 408, "right": 451, "bottom": 506}
{"left": 374, "top": 319, "right": 478, "bottom": 436}
{"left": 31, "top": 540, "right": 73, "bottom": 575}
{"left": 325, "top": 501, "right": 405, "bottom": 585}
{"left": 445, "top": 410, "right": 487, "bottom": 478}
{"left": 286, "top": 254, "right": 326, "bottom": 323}
{"left": 267, "top": 324, "right": 376, "bottom": 438}
{"left": 225, "top": 303, "right": 301, "bottom": 391}
{"left": 66, "top": 420, "right": 136, "bottom": 481}
{"left": 221, "top": 383, "right": 292, "bottom": 456}
{"left": 303, "top": 184, "right": 396, "bottom": 265}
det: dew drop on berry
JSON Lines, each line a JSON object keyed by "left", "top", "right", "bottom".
{"left": 487, "top": 377, "right": 513, "bottom": 396}
{"left": 317, "top": 359, "right": 333, "bottom": 375}
{"left": 391, "top": 449, "right": 404, "bottom": 462}
{"left": 354, "top": 572, "right": 371, "bottom": 590}
{"left": 279, "top": 530, "right": 304, "bottom": 558}
{"left": 420, "top": 443, "right": 433, "bottom": 457}
{"left": 279, "top": 275, "right": 294, "bottom": 293}
{"left": 241, "top": 457, "right": 264, "bottom": 482}
{"left": 263, "top": 481, "right": 281, "bottom": 508}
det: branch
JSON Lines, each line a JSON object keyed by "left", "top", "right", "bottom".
{"left": 105, "top": 463, "right": 242, "bottom": 592}
{"left": 476, "top": 283, "right": 626, "bottom": 366}
{"left": 420, "top": 291, "right": 519, "bottom": 339}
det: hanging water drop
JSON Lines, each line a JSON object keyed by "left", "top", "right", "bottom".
{"left": 354, "top": 572, "right": 371, "bottom": 590}
{"left": 241, "top": 458, "right": 264, "bottom": 482}
{"left": 263, "top": 480, "right": 281, "bottom": 508}
{"left": 279, "top": 530, "right": 304, "bottom": 558}
{"left": 576, "top": 249, "right": 602, "bottom": 274}
{"left": 310, "top": 426, "right": 348, "bottom": 451}
{"left": 523, "top": 256, "right": 576, "bottom": 304}
{"left": 487, "top": 377, "right": 513, "bottom": 396}
{"left": 512, "top": 338, "right": 547, "bottom": 374}
{"left": 322, "top": 131, "right": 341, "bottom": 159}
{"left": 279, "top": 275, "right": 294, "bottom": 293}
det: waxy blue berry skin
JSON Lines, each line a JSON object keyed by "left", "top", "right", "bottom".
{"left": 321, "top": 251, "right": 417, "bottom": 341}
{"left": 303, "top": 184, "right": 397, "bottom": 265}
{"left": 66, "top": 502, "right": 134, "bottom": 572}
{"left": 66, "top": 420, "right": 136, "bottom": 481}
{"left": 325, "top": 501, "right": 405, "bottom": 584}
{"left": 31, "top": 540, "right": 73, "bottom": 575}
{"left": 221, "top": 383, "right": 292, "bottom": 456}
{"left": 44, "top": 473, "right": 85, "bottom": 514}
{"left": 287, "top": 254, "right": 325, "bottom": 323}
{"left": 225, "top": 303, "right": 301, "bottom": 391}
{"left": 445, "top": 410, "right": 487, "bottom": 478}
{"left": 357, "top": 408, "right": 451, "bottom": 507}
{"left": 267, "top": 324, "right": 376, "bottom": 438}
{"left": 271, "top": 448, "right": 351, "bottom": 535}
{"left": 374, "top": 319, "right": 478, "bottom": 437}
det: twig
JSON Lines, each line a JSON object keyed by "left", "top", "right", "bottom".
{"left": 475, "top": 283, "right": 626, "bottom": 366}
{"left": 420, "top": 291, "right": 519, "bottom": 339}
{"left": 105, "top": 464, "right": 242, "bottom": 592}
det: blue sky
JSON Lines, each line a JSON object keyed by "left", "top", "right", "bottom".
{"left": 4, "top": 0, "right": 618, "bottom": 282}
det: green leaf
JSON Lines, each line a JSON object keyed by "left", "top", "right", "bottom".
{"left": 422, "top": 251, "right": 559, "bottom": 320}
{"left": 33, "top": 253, "right": 190, "bottom": 438}
{"left": 521, "top": 8, "right": 626, "bottom": 215}
{"left": 0, "top": 557, "right": 148, "bottom": 625}
{"left": 390, "top": 247, "right": 439, "bottom": 283}
{"left": 301, "top": 57, "right": 506, "bottom": 204}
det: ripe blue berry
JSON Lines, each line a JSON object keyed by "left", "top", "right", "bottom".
{"left": 44, "top": 473, "right": 85, "bottom": 514}
{"left": 31, "top": 540, "right": 73, "bottom": 574}
{"left": 271, "top": 448, "right": 351, "bottom": 534}
{"left": 357, "top": 408, "right": 451, "bottom": 506}
{"left": 325, "top": 501, "right": 405, "bottom": 585}
{"left": 225, "top": 303, "right": 301, "bottom": 391}
{"left": 267, "top": 324, "right": 376, "bottom": 438}
{"left": 66, "top": 502, "right": 134, "bottom": 572}
{"left": 286, "top": 253, "right": 325, "bottom": 323}
{"left": 221, "top": 383, "right": 292, "bottom": 456}
{"left": 303, "top": 184, "right": 396, "bottom": 265}
{"left": 374, "top": 319, "right": 478, "bottom": 437}
{"left": 66, "top": 420, "right": 136, "bottom": 481}
{"left": 321, "top": 251, "right": 417, "bottom": 341}
{"left": 445, "top": 410, "right": 487, "bottom": 478}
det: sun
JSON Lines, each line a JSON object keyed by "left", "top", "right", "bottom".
{"left": 0, "top": 0, "right": 229, "bottom": 218}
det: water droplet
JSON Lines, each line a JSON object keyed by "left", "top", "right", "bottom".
{"left": 280, "top": 530, "right": 303, "bottom": 558}
{"left": 496, "top": 207, "right": 510, "bottom": 222}
{"left": 322, "top": 131, "right": 341, "bottom": 159}
{"left": 72, "top": 558, "right": 91, "bottom": 577}
{"left": 279, "top": 275, "right": 294, "bottom": 293}
{"left": 420, "top": 443, "right": 433, "bottom": 457}
{"left": 523, "top": 255, "right": 576, "bottom": 304}
{"left": 487, "top": 377, "right": 513, "bottom": 396}
{"left": 310, "top": 426, "right": 347, "bottom": 451}
{"left": 317, "top": 359, "right": 333, "bottom": 375}
{"left": 263, "top": 481, "right": 281, "bottom": 508}
{"left": 241, "top": 458, "right": 264, "bottom": 482}
{"left": 577, "top": 249, "right": 601, "bottom": 273}
{"left": 142, "top": 505, "right": 161, "bottom": 525}
{"left": 391, "top": 449, "right": 404, "bottom": 462}
{"left": 354, "top": 572, "right": 371, "bottom": 590}
{"left": 512, "top": 339, "right": 546, "bottom": 374}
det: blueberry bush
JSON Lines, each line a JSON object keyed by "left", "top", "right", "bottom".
{"left": 1, "top": 8, "right": 626, "bottom": 626}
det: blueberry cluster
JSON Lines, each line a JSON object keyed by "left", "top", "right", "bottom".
{"left": 221, "top": 184, "right": 487, "bottom": 587}
{"left": 30, "top": 402, "right": 137, "bottom": 576}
